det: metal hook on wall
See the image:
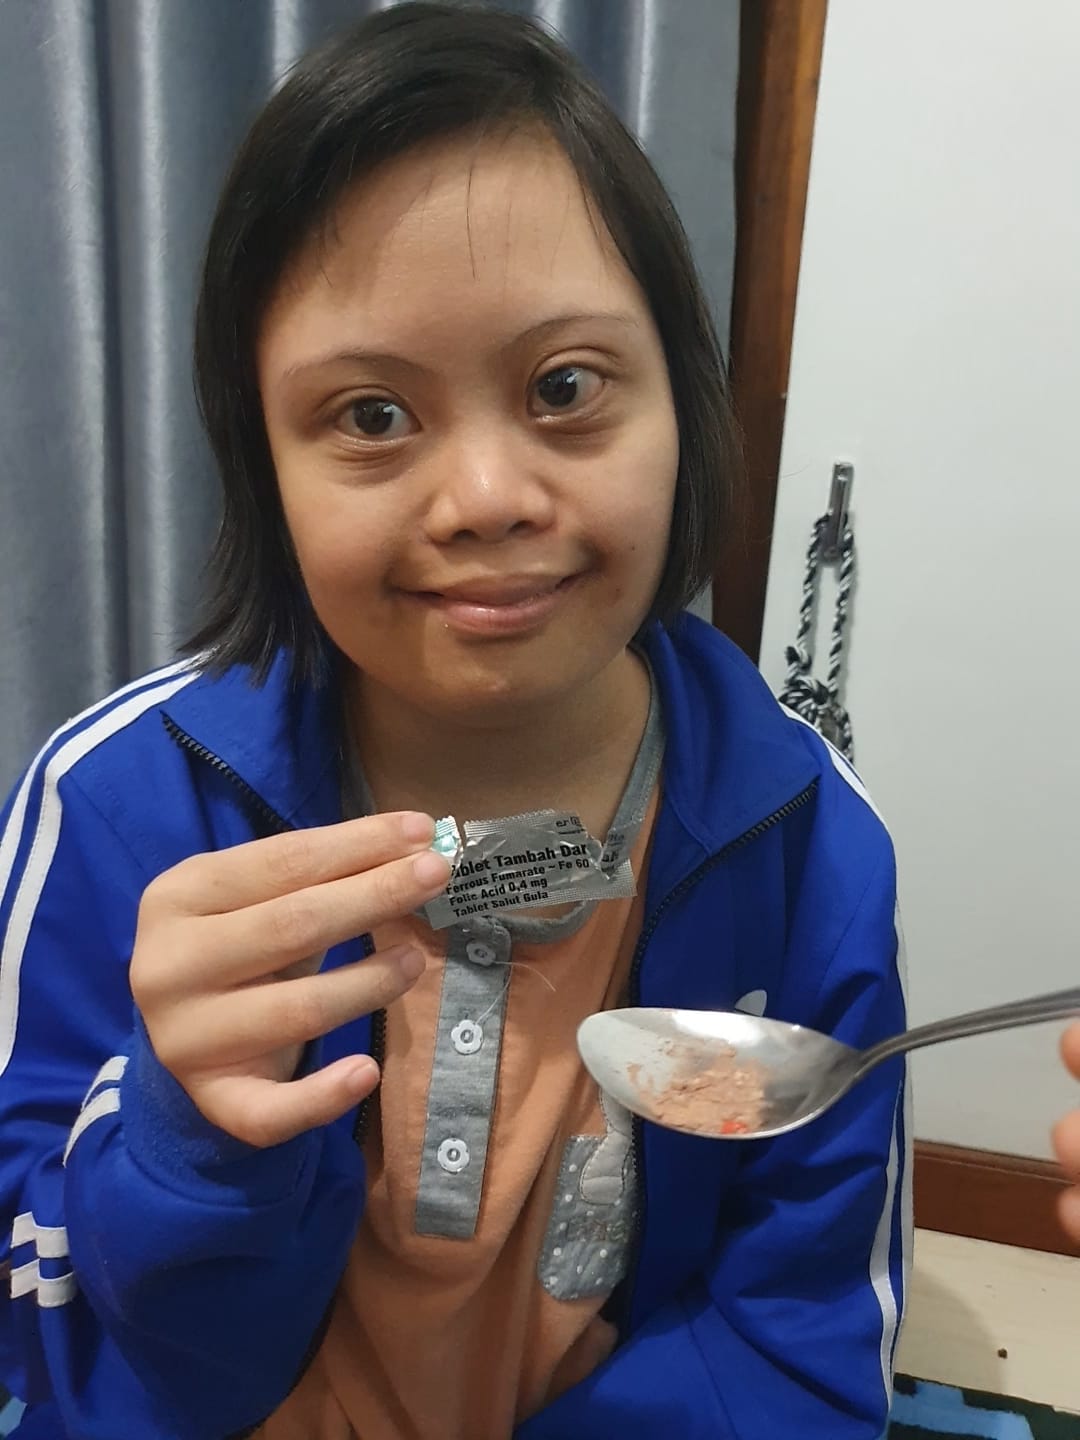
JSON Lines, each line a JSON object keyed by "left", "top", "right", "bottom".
{"left": 779, "top": 458, "right": 858, "bottom": 760}
{"left": 820, "top": 461, "right": 854, "bottom": 561}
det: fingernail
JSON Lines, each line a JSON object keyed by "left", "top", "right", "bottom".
{"left": 397, "top": 947, "right": 426, "bottom": 982}
{"left": 347, "top": 1058, "right": 379, "bottom": 1093}
{"left": 401, "top": 811, "right": 436, "bottom": 844}
{"left": 412, "top": 850, "right": 450, "bottom": 888}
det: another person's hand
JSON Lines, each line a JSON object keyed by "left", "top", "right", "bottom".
{"left": 1052, "top": 1022, "right": 1080, "bottom": 1242}
{"left": 130, "top": 812, "right": 450, "bottom": 1148}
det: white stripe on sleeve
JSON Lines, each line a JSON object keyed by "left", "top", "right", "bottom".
{"left": 63, "top": 1087, "right": 122, "bottom": 1166}
{"left": 0, "top": 669, "right": 198, "bottom": 1077}
{"left": 891, "top": 907, "right": 915, "bottom": 1368}
{"left": 11, "top": 1212, "right": 68, "bottom": 1258}
{"left": 868, "top": 907, "right": 912, "bottom": 1401}
{"left": 0, "top": 660, "right": 194, "bottom": 917}
{"left": 83, "top": 1053, "right": 129, "bottom": 1103}
{"left": 780, "top": 708, "right": 911, "bottom": 1402}
{"left": 10, "top": 1259, "right": 78, "bottom": 1308}
{"left": 780, "top": 704, "right": 886, "bottom": 824}
{"left": 870, "top": 1085, "right": 905, "bottom": 1403}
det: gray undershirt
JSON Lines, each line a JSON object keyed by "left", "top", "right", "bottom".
{"left": 340, "top": 667, "right": 664, "bottom": 1238}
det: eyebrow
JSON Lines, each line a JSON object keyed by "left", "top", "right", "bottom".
{"left": 279, "top": 310, "right": 642, "bottom": 383}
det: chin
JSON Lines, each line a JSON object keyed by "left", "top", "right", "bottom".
{"left": 450, "top": 634, "right": 642, "bottom": 719}
{"left": 426, "top": 662, "right": 570, "bottom": 721}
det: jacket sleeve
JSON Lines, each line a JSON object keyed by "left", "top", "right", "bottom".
{"left": 0, "top": 760, "right": 364, "bottom": 1439}
{"left": 520, "top": 810, "right": 910, "bottom": 1439}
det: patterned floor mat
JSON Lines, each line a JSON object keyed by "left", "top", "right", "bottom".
{"left": 1, "top": 1374, "right": 1077, "bottom": 1434}
{"left": 889, "top": 1376, "right": 1080, "bottom": 1438}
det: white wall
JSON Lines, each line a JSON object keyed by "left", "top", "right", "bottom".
{"left": 760, "top": 0, "right": 1080, "bottom": 1158}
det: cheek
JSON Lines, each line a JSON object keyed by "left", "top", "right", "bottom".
{"left": 278, "top": 483, "right": 385, "bottom": 614}
{"left": 601, "top": 416, "right": 678, "bottom": 572}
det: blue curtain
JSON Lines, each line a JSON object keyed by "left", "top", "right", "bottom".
{"left": 0, "top": 0, "right": 738, "bottom": 793}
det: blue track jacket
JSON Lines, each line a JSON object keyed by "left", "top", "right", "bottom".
{"left": 0, "top": 615, "right": 909, "bottom": 1438}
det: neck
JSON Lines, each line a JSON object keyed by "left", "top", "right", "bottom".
{"left": 349, "top": 651, "right": 651, "bottom": 840}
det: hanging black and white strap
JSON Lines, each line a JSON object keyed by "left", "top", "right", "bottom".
{"left": 778, "top": 507, "right": 857, "bottom": 762}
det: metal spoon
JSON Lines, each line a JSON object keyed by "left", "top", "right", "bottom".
{"left": 577, "top": 986, "right": 1080, "bottom": 1141}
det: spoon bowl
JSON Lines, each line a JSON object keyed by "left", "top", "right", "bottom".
{"left": 578, "top": 987, "right": 1080, "bottom": 1140}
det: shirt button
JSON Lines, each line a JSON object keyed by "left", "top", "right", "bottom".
{"left": 451, "top": 1019, "right": 484, "bottom": 1054}
{"left": 437, "top": 1138, "right": 470, "bottom": 1174}
{"left": 465, "top": 940, "right": 496, "bottom": 966}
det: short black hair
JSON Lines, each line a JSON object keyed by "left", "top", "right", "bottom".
{"left": 188, "top": 0, "right": 741, "bottom": 680}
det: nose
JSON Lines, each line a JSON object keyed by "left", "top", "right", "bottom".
{"left": 422, "top": 426, "right": 557, "bottom": 545}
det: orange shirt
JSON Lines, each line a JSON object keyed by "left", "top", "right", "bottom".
{"left": 258, "top": 792, "right": 657, "bottom": 1440}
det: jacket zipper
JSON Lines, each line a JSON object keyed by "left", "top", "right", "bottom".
{"left": 164, "top": 714, "right": 391, "bottom": 1138}
{"left": 616, "top": 778, "right": 819, "bottom": 1336}
{"left": 163, "top": 715, "right": 386, "bottom": 1436}
{"left": 353, "top": 996, "right": 386, "bottom": 1143}
{"left": 161, "top": 715, "right": 294, "bottom": 837}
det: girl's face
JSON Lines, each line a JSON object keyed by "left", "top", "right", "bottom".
{"left": 257, "top": 129, "right": 679, "bottom": 722}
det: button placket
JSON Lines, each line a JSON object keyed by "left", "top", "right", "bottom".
{"left": 414, "top": 923, "right": 513, "bottom": 1239}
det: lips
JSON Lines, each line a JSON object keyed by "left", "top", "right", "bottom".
{"left": 427, "top": 575, "right": 566, "bottom": 606}
{"left": 406, "top": 573, "right": 580, "bottom": 637}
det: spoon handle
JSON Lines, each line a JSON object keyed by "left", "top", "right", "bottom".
{"left": 860, "top": 986, "right": 1080, "bottom": 1071}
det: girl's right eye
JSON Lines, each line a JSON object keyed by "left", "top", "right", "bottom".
{"left": 337, "top": 397, "right": 416, "bottom": 441}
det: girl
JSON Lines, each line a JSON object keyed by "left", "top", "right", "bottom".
{"left": 0, "top": 5, "right": 909, "bottom": 1437}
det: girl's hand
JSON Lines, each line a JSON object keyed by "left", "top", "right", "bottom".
{"left": 129, "top": 812, "right": 449, "bottom": 1148}
{"left": 1053, "top": 1022, "right": 1080, "bottom": 1242}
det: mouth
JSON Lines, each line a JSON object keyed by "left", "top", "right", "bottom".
{"left": 406, "top": 573, "right": 582, "bottom": 637}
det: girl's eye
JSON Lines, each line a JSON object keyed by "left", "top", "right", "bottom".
{"left": 339, "top": 397, "right": 415, "bottom": 440}
{"left": 530, "top": 365, "right": 603, "bottom": 416}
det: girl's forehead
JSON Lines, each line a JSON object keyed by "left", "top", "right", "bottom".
{"left": 260, "top": 130, "right": 648, "bottom": 367}
{"left": 327, "top": 129, "right": 616, "bottom": 283}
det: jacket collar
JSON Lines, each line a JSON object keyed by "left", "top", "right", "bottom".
{"left": 642, "top": 614, "right": 820, "bottom": 855}
{"left": 160, "top": 650, "right": 342, "bottom": 828}
{"left": 161, "top": 615, "right": 820, "bottom": 847}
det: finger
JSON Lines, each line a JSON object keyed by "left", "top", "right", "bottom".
{"left": 190, "top": 1054, "right": 383, "bottom": 1149}
{"left": 153, "top": 812, "right": 438, "bottom": 914}
{"left": 182, "top": 849, "right": 450, "bottom": 988}
{"left": 162, "top": 945, "right": 426, "bottom": 1069}
{"left": 1052, "top": 1108, "right": 1080, "bottom": 1181}
{"left": 1061, "top": 1021, "right": 1080, "bottom": 1081}
{"left": 1057, "top": 1185, "right": 1080, "bottom": 1246}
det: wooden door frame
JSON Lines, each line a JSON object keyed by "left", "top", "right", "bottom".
{"left": 714, "top": 0, "right": 827, "bottom": 662}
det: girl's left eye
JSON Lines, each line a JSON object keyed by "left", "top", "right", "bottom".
{"left": 529, "top": 365, "right": 603, "bottom": 416}
{"left": 339, "top": 398, "right": 416, "bottom": 440}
